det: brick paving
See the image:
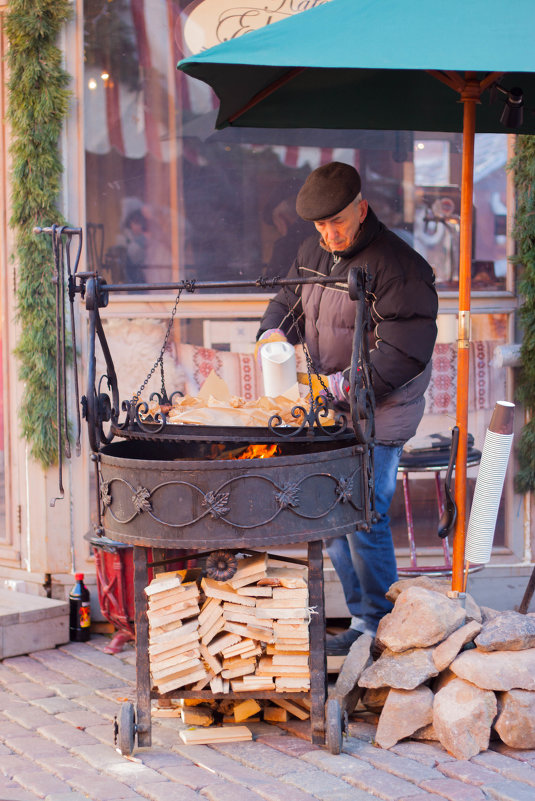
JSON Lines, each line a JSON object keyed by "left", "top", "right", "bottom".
{"left": 0, "top": 636, "right": 534, "bottom": 801}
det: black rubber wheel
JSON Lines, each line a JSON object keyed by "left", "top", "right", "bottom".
{"left": 118, "top": 701, "right": 136, "bottom": 756}
{"left": 325, "top": 697, "right": 343, "bottom": 755}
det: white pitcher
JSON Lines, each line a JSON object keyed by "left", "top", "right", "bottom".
{"left": 260, "top": 340, "right": 297, "bottom": 398}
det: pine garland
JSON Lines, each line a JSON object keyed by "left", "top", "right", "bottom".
{"left": 6, "top": 0, "right": 72, "bottom": 466}
{"left": 509, "top": 135, "right": 535, "bottom": 493}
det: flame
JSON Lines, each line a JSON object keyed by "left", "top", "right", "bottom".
{"left": 211, "top": 443, "right": 280, "bottom": 460}
{"left": 237, "top": 443, "right": 279, "bottom": 460}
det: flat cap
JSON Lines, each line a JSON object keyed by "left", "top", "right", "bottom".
{"left": 296, "top": 162, "right": 361, "bottom": 221}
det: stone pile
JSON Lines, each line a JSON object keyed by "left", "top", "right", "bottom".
{"left": 353, "top": 576, "right": 535, "bottom": 759}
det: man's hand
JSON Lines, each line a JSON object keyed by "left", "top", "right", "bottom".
{"left": 254, "top": 328, "right": 287, "bottom": 363}
{"left": 297, "top": 371, "right": 349, "bottom": 401}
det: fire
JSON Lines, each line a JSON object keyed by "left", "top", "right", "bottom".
{"left": 237, "top": 443, "right": 279, "bottom": 459}
{"left": 210, "top": 443, "right": 281, "bottom": 460}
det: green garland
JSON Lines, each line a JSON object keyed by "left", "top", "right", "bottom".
{"left": 509, "top": 135, "right": 535, "bottom": 493}
{"left": 6, "top": 0, "right": 72, "bottom": 466}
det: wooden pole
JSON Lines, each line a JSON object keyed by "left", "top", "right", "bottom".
{"left": 451, "top": 74, "right": 478, "bottom": 592}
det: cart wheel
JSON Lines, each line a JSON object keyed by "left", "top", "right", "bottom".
{"left": 118, "top": 701, "right": 137, "bottom": 756}
{"left": 325, "top": 697, "right": 343, "bottom": 755}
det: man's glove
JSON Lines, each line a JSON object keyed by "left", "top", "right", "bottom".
{"left": 254, "top": 328, "right": 287, "bottom": 364}
{"left": 297, "top": 371, "right": 349, "bottom": 402}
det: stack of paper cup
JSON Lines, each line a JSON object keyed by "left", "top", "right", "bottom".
{"left": 465, "top": 401, "right": 514, "bottom": 564}
{"left": 260, "top": 340, "right": 297, "bottom": 398}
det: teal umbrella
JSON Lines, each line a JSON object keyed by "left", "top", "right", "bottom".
{"left": 178, "top": 0, "right": 535, "bottom": 592}
{"left": 178, "top": 0, "right": 535, "bottom": 133}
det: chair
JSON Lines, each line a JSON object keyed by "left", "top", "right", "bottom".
{"left": 397, "top": 439, "right": 482, "bottom": 576}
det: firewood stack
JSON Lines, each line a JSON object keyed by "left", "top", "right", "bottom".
{"left": 145, "top": 552, "right": 311, "bottom": 695}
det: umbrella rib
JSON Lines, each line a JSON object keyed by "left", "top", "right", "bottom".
{"left": 227, "top": 67, "right": 306, "bottom": 124}
{"left": 479, "top": 71, "right": 504, "bottom": 92}
{"left": 427, "top": 70, "right": 465, "bottom": 93}
{"left": 428, "top": 70, "right": 505, "bottom": 98}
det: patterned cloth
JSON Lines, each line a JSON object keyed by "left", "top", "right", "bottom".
{"left": 175, "top": 340, "right": 504, "bottom": 413}
{"left": 424, "top": 340, "right": 505, "bottom": 415}
{"left": 176, "top": 344, "right": 263, "bottom": 401}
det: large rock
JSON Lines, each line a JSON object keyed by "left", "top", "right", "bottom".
{"left": 386, "top": 576, "right": 482, "bottom": 622}
{"left": 376, "top": 586, "right": 466, "bottom": 652}
{"left": 494, "top": 689, "right": 535, "bottom": 748}
{"left": 329, "top": 633, "right": 372, "bottom": 715}
{"left": 431, "top": 667, "right": 458, "bottom": 694}
{"left": 475, "top": 611, "right": 535, "bottom": 652}
{"left": 411, "top": 722, "right": 439, "bottom": 740}
{"left": 480, "top": 606, "right": 501, "bottom": 623}
{"left": 386, "top": 576, "right": 451, "bottom": 601}
{"left": 375, "top": 686, "right": 434, "bottom": 749}
{"left": 433, "top": 677, "right": 497, "bottom": 759}
{"left": 359, "top": 646, "right": 438, "bottom": 690}
{"left": 362, "top": 687, "right": 390, "bottom": 713}
{"left": 433, "top": 620, "right": 482, "bottom": 671}
{"left": 450, "top": 647, "right": 535, "bottom": 690}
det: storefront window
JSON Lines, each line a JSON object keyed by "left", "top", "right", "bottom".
{"left": 84, "top": 1, "right": 509, "bottom": 296}
{"left": 413, "top": 134, "right": 508, "bottom": 290}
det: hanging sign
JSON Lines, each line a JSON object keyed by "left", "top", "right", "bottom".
{"left": 179, "top": 0, "right": 331, "bottom": 57}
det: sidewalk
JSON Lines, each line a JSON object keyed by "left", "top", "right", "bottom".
{"left": 0, "top": 636, "right": 534, "bottom": 801}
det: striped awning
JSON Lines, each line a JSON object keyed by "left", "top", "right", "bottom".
{"left": 84, "top": 0, "right": 217, "bottom": 161}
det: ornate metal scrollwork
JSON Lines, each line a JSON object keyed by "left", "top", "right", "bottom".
{"left": 335, "top": 475, "right": 353, "bottom": 503}
{"left": 275, "top": 483, "right": 301, "bottom": 509}
{"left": 202, "top": 491, "right": 231, "bottom": 519}
{"left": 100, "top": 480, "right": 112, "bottom": 509}
{"left": 267, "top": 396, "right": 348, "bottom": 439}
{"left": 102, "top": 466, "right": 363, "bottom": 530}
{"left": 132, "top": 486, "right": 152, "bottom": 514}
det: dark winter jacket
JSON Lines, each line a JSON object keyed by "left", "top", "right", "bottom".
{"left": 258, "top": 206, "right": 438, "bottom": 445}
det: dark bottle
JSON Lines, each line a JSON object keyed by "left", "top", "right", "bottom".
{"left": 69, "top": 572, "right": 91, "bottom": 642}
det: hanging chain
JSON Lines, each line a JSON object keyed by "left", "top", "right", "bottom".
{"left": 281, "top": 285, "right": 334, "bottom": 403}
{"left": 133, "top": 284, "right": 189, "bottom": 404}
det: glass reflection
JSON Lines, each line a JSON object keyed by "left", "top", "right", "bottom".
{"left": 84, "top": 0, "right": 509, "bottom": 294}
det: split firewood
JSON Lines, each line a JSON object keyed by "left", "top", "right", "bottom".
{"left": 272, "top": 698, "right": 310, "bottom": 719}
{"left": 275, "top": 677, "right": 311, "bottom": 692}
{"left": 231, "top": 678, "right": 275, "bottom": 691}
{"left": 206, "top": 632, "right": 241, "bottom": 656}
{"left": 210, "top": 675, "right": 224, "bottom": 694}
{"left": 201, "top": 577, "right": 255, "bottom": 605}
{"left": 236, "top": 585, "right": 273, "bottom": 597}
{"left": 152, "top": 706, "right": 181, "bottom": 718}
{"left": 155, "top": 666, "right": 208, "bottom": 694}
{"left": 256, "top": 597, "right": 308, "bottom": 609}
{"left": 145, "top": 549, "right": 314, "bottom": 700}
{"left": 233, "top": 698, "right": 261, "bottom": 722}
{"left": 179, "top": 726, "right": 252, "bottom": 744}
{"left": 227, "top": 553, "right": 268, "bottom": 589}
{"left": 180, "top": 705, "right": 215, "bottom": 727}
{"left": 199, "top": 643, "right": 223, "bottom": 676}
{"left": 221, "top": 659, "right": 257, "bottom": 679}
{"left": 264, "top": 705, "right": 288, "bottom": 722}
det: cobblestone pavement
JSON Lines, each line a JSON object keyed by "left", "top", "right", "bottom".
{"left": 1, "top": 636, "right": 534, "bottom": 801}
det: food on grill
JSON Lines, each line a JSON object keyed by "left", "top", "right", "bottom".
{"left": 138, "top": 391, "right": 334, "bottom": 428}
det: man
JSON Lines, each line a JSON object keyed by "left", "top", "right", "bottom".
{"left": 256, "top": 162, "right": 438, "bottom": 654}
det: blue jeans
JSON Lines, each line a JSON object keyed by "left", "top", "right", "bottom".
{"left": 325, "top": 443, "right": 403, "bottom": 635}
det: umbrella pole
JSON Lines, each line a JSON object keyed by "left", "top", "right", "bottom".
{"left": 452, "top": 77, "right": 477, "bottom": 593}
